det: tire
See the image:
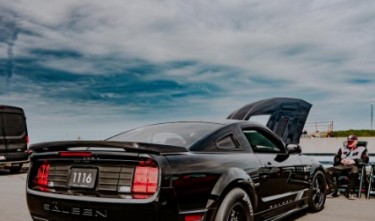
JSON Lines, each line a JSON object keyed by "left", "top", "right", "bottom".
{"left": 214, "top": 188, "right": 254, "bottom": 221}
{"left": 9, "top": 164, "right": 23, "bottom": 174}
{"left": 308, "top": 170, "right": 327, "bottom": 212}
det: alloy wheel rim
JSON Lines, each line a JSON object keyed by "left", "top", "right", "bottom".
{"left": 228, "top": 202, "right": 246, "bottom": 221}
{"left": 312, "top": 176, "right": 325, "bottom": 207}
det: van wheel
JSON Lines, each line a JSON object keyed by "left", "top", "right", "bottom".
{"left": 214, "top": 188, "right": 254, "bottom": 221}
{"left": 308, "top": 170, "right": 326, "bottom": 212}
{"left": 10, "top": 164, "right": 23, "bottom": 173}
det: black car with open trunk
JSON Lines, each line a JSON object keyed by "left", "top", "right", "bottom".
{"left": 26, "top": 97, "right": 326, "bottom": 221}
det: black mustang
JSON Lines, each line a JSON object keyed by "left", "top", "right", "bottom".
{"left": 26, "top": 97, "right": 326, "bottom": 221}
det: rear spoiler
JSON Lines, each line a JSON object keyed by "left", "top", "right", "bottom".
{"left": 29, "top": 140, "right": 188, "bottom": 154}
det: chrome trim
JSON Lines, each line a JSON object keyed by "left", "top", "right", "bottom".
{"left": 31, "top": 216, "right": 49, "bottom": 221}
{"left": 27, "top": 188, "right": 158, "bottom": 204}
{"left": 179, "top": 209, "right": 208, "bottom": 215}
{"left": 262, "top": 189, "right": 308, "bottom": 202}
{"left": 0, "top": 159, "right": 29, "bottom": 166}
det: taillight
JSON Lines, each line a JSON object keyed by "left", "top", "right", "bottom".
{"left": 25, "top": 149, "right": 33, "bottom": 155}
{"left": 59, "top": 151, "right": 92, "bottom": 157}
{"left": 25, "top": 135, "right": 29, "bottom": 144}
{"left": 36, "top": 163, "right": 50, "bottom": 188}
{"left": 132, "top": 165, "right": 158, "bottom": 198}
{"left": 184, "top": 214, "right": 204, "bottom": 221}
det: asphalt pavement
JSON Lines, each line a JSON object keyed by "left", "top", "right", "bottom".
{"left": 287, "top": 196, "right": 375, "bottom": 221}
{"left": 0, "top": 168, "right": 374, "bottom": 221}
{"left": 0, "top": 168, "right": 31, "bottom": 221}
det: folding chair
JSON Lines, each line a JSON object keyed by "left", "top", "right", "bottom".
{"left": 336, "top": 141, "right": 369, "bottom": 198}
{"left": 367, "top": 163, "right": 375, "bottom": 199}
{"left": 336, "top": 165, "right": 366, "bottom": 198}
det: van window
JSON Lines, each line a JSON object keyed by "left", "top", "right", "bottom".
{"left": 0, "top": 105, "right": 29, "bottom": 173}
{"left": 1, "top": 113, "right": 26, "bottom": 136}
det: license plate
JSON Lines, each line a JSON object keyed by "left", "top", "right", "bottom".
{"left": 68, "top": 168, "right": 97, "bottom": 189}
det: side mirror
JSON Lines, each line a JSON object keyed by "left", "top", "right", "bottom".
{"left": 287, "top": 144, "right": 302, "bottom": 154}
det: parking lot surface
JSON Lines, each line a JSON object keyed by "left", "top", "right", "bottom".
{"left": 287, "top": 196, "right": 375, "bottom": 221}
{"left": 0, "top": 169, "right": 31, "bottom": 221}
{"left": 0, "top": 168, "right": 374, "bottom": 221}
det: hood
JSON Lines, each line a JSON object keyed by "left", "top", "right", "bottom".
{"left": 227, "top": 97, "right": 312, "bottom": 144}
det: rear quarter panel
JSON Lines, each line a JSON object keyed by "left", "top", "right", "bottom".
{"left": 165, "top": 152, "right": 262, "bottom": 211}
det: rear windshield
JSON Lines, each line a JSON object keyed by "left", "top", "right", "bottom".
{"left": 107, "top": 122, "right": 223, "bottom": 148}
{"left": 0, "top": 113, "right": 26, "bottom": 136}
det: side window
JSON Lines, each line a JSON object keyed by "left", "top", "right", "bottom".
{"left": 243, "top": 129, "right": 282, "bottom": 153}
{"left": 215, "top": 134, "right": 241, "bottom": 151}
{"left": 152, "top": 133, "right": 186, "bottom": 147}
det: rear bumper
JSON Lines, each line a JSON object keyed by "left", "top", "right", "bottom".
{"left": 0, "top": 152, "right": 29, "bottom": 167}
{"left": 26, "top": 190, "right": 186, "bottom": 221}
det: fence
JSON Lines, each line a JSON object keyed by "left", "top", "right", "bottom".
{"left": 303, "top": 121, "right": 334, "bottom": 138}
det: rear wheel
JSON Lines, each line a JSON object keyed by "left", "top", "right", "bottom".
{"left": 9, "top": 164, "right": 23, "bottom": 173}
{"left": 308, "top": 170, "right": 326, "bottom": 212}
{"left": 214, "top": 188, "right": 254, "bottom": 221}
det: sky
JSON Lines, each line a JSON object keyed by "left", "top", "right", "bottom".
{"left": 1, "top": 0, "right": 375, "bottom": 143}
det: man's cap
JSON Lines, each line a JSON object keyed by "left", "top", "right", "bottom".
{"left": 347, "top": 134, "right": 358, "bottom": 141}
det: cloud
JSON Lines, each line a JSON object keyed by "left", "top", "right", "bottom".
{"left": 0, "top": 13, "right": 20, "bottom": 90}
{"left": 1, "top": 0, "right": 375, "bottom": 141}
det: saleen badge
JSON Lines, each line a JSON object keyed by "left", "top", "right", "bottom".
{"left": 43, "top": 203, "right": 108, "bottom": 218}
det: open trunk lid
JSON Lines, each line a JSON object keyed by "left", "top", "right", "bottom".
{"left": 227, "top": 97, "right": 312, "bottom": 144}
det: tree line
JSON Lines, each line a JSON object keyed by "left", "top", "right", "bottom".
{"left": 332, "top": 130, "right": 375, "bottom": 137}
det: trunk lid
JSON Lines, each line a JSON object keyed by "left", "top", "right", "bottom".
{"left": 227, "top": 97, "right": 312, "bottom": 144}
{"left": 28, "top": 141, "right": 181, "bottom": 201}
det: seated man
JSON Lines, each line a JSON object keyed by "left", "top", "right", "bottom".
{"left": 325, "top": 134, "right": 369, "bottom": 200}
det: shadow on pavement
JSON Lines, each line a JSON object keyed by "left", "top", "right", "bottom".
{"left": 0, "top": 166, "right": 29, "bottom": 176}
{"left": 284, "top": 210, "right": 309, "bottom": 221}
